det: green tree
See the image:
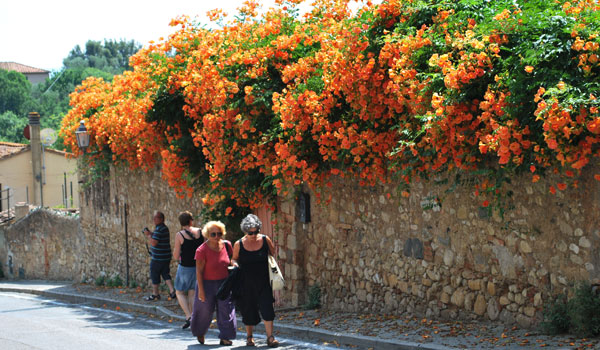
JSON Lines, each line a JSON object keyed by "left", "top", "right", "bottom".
{"left": 30, "top": 39, "right": 141, "bottom": 149}
{"left": 32, "top": 67, "right": 113, "bottom": 117}
{"left": 63, "top": 39, "right": 141, "bottom": 74}
{"left": 0, "top": 69, "right": 33, "bottom": 116}
{"left": 0, "top": 111, "right": 28, "bottom": 143}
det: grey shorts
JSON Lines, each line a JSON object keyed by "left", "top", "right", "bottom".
{"left": 174, "top": 265, "right": 197, "bottom": 291}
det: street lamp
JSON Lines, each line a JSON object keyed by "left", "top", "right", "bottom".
{"left": 75, "top": 120, "right": 89, "bottom": 152}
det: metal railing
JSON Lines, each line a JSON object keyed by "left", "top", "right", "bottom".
{"left": 0, "top": 186, "right": 14, "bottom": 223}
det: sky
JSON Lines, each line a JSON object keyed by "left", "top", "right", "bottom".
{"left": 0, "top": 0, "right": 282, "bottom": 72}
{"left": 1, "top": 0, "right": 379, "bottom": 73}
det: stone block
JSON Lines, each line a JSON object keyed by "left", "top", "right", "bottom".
{"left": 287, "top": 234, "right": 297, "bottom": 250}
{"left": 443, "top": 250, "right": 454, "bottom": 266}
{"left": 441, "top": 292, "right": 450, "bottom": 304}
{"left": 516, "top": 314, "right": 532, "bottom": 328}
{"left": 464, "top": 292, "right": 475, "bottom": 311}
{"left": 570, "top": 243, "right": 580, "bottom": 254}
{"left": 399, "top": 281, "right": 409, "bottom": 294}
{"left": 487, "top": 298, "right": 500, "bottom": 320}
{"left": 474, "top": 294, "right": 487, "bottom": 316}
{"left": 457, "top": 206, "right": 468, "bottom": 220}
{"left": 487, "top": 281, "right": 496, "bottom": 296}
{"left": 579, "top": 237, "right": 591, "bottom": 248}
{"left": 468, "top": 279, "right": 481, "bottom": 291}
{"left": 451, "top": 289, "right": 465, "bottom": 307}
{"left": 519, "top": 240, "right": 532, "bottom": 254}
{"left": 523, "top": 306, "right": 535, "bottom": 317}
{"left": 403, "top": 238, "right": 424, "bottom": 259}
{"left": 570, "top": 254, "right": 583, "bottom": 265}
{"left": 14, "top": 203, "right": 30, "bottom": 220}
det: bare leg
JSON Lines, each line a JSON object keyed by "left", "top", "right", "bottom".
{"left": 166, "top": 279, "right": 175, "bottom": 294}
{"left": 246, "top": 325, "right": 255, "bottom": 345}
{"left": 265, "top": 320, "right": 275, "bottom": 338}
{"left": 152, "top": 284, "right": 159, "bottom": 296}
{"left": 176, "top": 290, "right": 191, "bottom": 318}
{"left": 187, "top": 290, "right": 195, "bottom": 314}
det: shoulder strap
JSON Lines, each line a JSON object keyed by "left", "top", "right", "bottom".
{"left": 262, "top": 235, "right": 268, "bottom": 251}
{"left": 224, "top": 240, "right": 233, "bottom": 259}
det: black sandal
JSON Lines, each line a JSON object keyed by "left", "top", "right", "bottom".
{"left": 182, "top": 317, "right": 191, "bottom": 329}
{"left": 144, "top": 294, "right": 160, "bottom": 301}
{"left": 197, "top": 335, "right": 204, "bottom": 344}
{"left": 267, "top": 335, "right": 279, "bottom": 348}
{"left": 246, "top": 335, "right": 255, "bottom": 347}
{"left": 169, "top": 291, "right": 176, "bottom": 299}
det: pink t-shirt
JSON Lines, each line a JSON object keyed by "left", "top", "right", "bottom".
{"left": 194, "top": 241, "right": 230, "bottom": 280}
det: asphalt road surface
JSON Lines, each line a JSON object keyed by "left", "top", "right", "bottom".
{"left": 0, "top": 292, "right": 346, "bottom": 350}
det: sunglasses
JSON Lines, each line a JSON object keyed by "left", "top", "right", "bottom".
{"left": 247, "top": 229, "right": 259, "bottom": 235}
{"left": 209, "top": 231, "right": 223, "bottom": 238}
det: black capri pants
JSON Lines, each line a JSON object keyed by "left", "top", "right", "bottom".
{"left": 150, "top": 259, "right": 172, "bottom": 285}
{"left": 238, "top": 284, "right": 275, "bottom": 326}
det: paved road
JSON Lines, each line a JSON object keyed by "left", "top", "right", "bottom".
{"left": 0, "top": 292, "right": 346, "bottom": 350}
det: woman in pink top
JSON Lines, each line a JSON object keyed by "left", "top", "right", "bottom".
{"left": 190, "top": 221, "right": 236, "bottom": 346}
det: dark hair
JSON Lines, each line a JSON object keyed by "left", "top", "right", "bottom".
{"left": 154, "top": 211, "right": 165, "bottom": 222}
{"left": 178, "top": 211, "right": 193, "bottom": 227}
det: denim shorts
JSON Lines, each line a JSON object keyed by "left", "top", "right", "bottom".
{"left": 175, "top": 265, "right": 197, "bottom": 291}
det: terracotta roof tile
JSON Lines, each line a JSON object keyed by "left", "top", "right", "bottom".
{"left": 0, "top": 62, "right": 49, "bottom": 74}
{"left": 0, "top": 142, "right": 73, "bottom": 160}
{"left": 0, "top": 142, "right": 28, "bottom": 159}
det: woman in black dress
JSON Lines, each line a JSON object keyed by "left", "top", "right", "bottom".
{"left": 232, "top": 214, "right": 279, "bottom": 347}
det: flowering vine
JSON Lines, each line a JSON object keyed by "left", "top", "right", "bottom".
{"left": 61, "top": 0, "right": 600, "bottom": 221}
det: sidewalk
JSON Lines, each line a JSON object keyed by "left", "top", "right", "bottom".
{"left": 0, "top": 280, "right": 597, "bottom": 350}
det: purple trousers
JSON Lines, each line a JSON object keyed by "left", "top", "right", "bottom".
{"left": 190, "top": 279, "right": 236, "bottom": 340}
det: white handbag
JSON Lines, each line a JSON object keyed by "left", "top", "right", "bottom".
{"left": 268, "top": 255, "right": 285, "bottom": 291}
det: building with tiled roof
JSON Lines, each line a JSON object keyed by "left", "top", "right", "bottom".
{"left": 0, "top": 142, "right": 28, "bottom": 160}
{"left": 0, "top": 141, "right": 79, "bottom": 208}
{"left": 0, "top": 62, "right": 49, "bottom": 84}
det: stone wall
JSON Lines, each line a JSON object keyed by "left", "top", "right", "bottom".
{"left": 78, "top": 166, "right": 203, "bottom": 286}
{"left": 279, "top": 168, "right": 600, "bottom": 327}
{"left": 0, "top": 208, "right": 81, "bottom": 280}
{"left": 75, "top": 163, "right": 600, "bottom": 327}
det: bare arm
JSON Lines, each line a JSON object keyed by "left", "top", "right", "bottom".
{"left": 196, "top": 257, "right": 206, "bottom": 301}
{"left": 172, "top": 232, "right": 183, "bottom": 261}
{"left": 144, "top": 228, "right": 158, "bottom": 247}
{"left": 231, "top": 240, "right": 240, "bottom": 267}
{"left": 265, "top": 235, "right": 276, "bottom": 256}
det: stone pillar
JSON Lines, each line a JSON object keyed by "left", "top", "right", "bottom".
{"left": 14, "top": 202, "right": 30, "bottom": 220}
{"left": 28, "top": 112, "right": 42, "bottom": 206}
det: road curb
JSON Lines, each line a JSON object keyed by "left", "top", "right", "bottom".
{"left": 0, "top": 287, "right": 181, "bottom": 320}
{"left": 0, "top": 285, "right": 455, "bottom": 350}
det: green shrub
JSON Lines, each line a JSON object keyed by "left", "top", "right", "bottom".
{"left": 568, "top": 283, "right": 600, "bottom": 337}
{"left": 106, "top": 275, "right": 123, "bottom": 287}
{"left": 0, "top": 264, "right": 4, "bottom": 279}
{"left": 541, "top": 293, "right": 570, "bottom": 334}
{"left": 542, "top": 283, "right": 600, "bottom": 337}
{"left": 129, "top": 280, "right": 138, "bottom": 288}
{"left": 304, "top": 284, "right": 321, "bottom": 310}
{"left": 94, "top": 275, "right": 106, "bottom": 286}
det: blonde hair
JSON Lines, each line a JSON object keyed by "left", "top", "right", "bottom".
{"left": 202, "top": 221, "right": 227, "bottom": 239}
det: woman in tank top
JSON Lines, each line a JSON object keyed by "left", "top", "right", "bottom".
{"left": 232, "top": 214, "right": 279, "bottom": 347}
{"left": 172, "top": 211, "right": 204, "bottom": 329}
